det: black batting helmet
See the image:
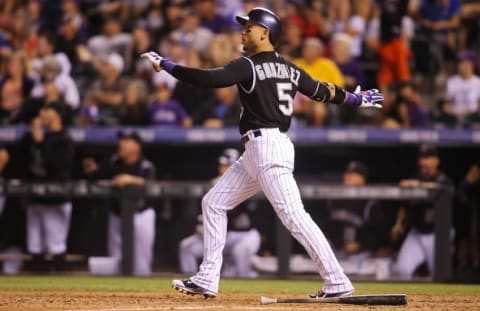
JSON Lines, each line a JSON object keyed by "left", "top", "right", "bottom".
{"left": 235, "top": 7, "right": 282, "bottom": 45}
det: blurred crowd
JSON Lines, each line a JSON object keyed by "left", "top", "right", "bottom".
{"left": 0, "top": 0, "right": 479, "bottom": 129}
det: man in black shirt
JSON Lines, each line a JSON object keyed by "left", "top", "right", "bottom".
{"left": 15, "top": 103, "right": 74, "bottom": 272}
{"left": 391, "top": 144, "right": 453, "bottom": 278}
{"left": 83, "top": 130, "right": 157, "bottom": 276}
{"left": 326, "top": 161, "right": 390, "bottom": 257}
{"left": 142, "top": 7, "right": 383, "bottom": 298}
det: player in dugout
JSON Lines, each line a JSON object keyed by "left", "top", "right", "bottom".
{"left": 142, "top": 7, "right": 384, "bottom": 299}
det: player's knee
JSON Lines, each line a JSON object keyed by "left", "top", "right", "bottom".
{"left": 201, "top": 192, "right": 215, "bottom": 209}
{"left": 201, "top": 192, "right": 227, "bottom": 213}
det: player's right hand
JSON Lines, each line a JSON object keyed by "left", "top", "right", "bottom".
{"left": 140, "top": 51, "right": 164, "bottom": 72}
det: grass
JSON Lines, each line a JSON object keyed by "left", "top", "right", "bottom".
{"left": 0, "top": 276, "right": 479, "bottom": 296}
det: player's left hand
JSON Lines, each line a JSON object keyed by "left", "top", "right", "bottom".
{"left": 354, "top": 85, "right": 384, "bottom": 109}
{"left": 141, "top": 51, "right": 164, "bottom": 72}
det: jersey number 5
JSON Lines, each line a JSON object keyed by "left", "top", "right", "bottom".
{"left": 276, "top": 82, "right": 293, "bottom": 116}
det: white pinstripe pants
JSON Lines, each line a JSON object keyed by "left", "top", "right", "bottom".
{"left": 191, "top": 128, "right": 353, "bottom": 294}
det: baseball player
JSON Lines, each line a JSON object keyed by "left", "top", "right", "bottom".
{"left": 83, "top": 130, "right": 157, "bottom": 276}
{"left": 142, "top": 7, "right": 383, "bottom": 298}
{"left": 391, "top": 144, "right": 454, "bottom": 279}
{"left": 179, "top": 148, "right": 261, "bottom": 278}
{"left": 15, "top": 103, "right": 74, "bottom": 272}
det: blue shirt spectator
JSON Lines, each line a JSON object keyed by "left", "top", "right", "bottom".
{"left": 420, "top": 0, "right": 460, "bottom": 23}
{"left": 146, "top": 83, "right": 192, "bottom": 127}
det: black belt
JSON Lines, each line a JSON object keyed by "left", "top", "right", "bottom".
{"left": 241, "top": 129, "right": 262, "bottom": 144}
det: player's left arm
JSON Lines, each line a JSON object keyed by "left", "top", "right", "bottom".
{"left": 296, "top": 65, "right": 383, "bottom": 108}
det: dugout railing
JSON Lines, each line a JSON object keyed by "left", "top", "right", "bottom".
{"left": 0, "top": 180, "right": 453, "bottom": 282}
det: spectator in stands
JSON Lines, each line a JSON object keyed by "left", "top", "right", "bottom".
{"left": 206, "top": 34, "right": 238, "bottom": 67}
{"left": 373, "top": 0, "right": 412, "bottom": 107}
{"left": 196, "top": 86, "right": 241, "bottom": 128}
{"left": 31, "top": 55, "right": 80, "bottom": 112}
{"left": 327, "top": 0, "right": 369, "bottom": 58}
{"left": 145, "top": 81, "right": 192, "bottom": 127}
{"left": 159, "top": 0, "right": 189, "bottom": 39}
{"left": 292, "top": 38, "right": 344, "bottom": 126}
{"left": 60, "top": 0, "right": 88, "bottom": 42}
{"left": 82, "top": 130, "right": 157, "bottom": 276}
{"left": 325, "top": 161, "right": 390, "bottom": 258}
{"left": 57, "top": 17, "right": 83, "bottom": 71}
{"left": 414, "top": 0, "right": 460, "bottom": 79}
{"left": 20, "top": 74, "right": 74, "bottom": 126}
{"left": 6, "top": 5, "right": 38, "bottom": 59}
{"left": 179, "top": 148, "right": 260, "bottom": 278}
{"left": 435, "top": 50, "right": 480, "bottom": 128}
{"left": 38, "top": 0, "right": 62, "bottom": 33}
{"left": 143, "top": 0, "right": 165, "bottom": 41}
{"left": 15, "top": 103, "right": 74, "bottom": 272}
{"left": 0, "top": 30, "right": 13, "bottom": 60}
{"left": 157, "top": 37, "right": 187, "bottom": 73}
{"left": 87, "top": 15, "right": 132, "bottom": 69}
{"left": 284, "top": 0, "right": 330, "bottom": 40}
{"left": 57, "top": 3, "right": 87, "bottom": 71}
{"left": 170, "top": 9, "right": 214, "bottom": 54}
{"left": 0, "top": 52, "right": 34, "bottom": 124}
{"left": 383, "top": 81, "right": 429, "bottom": 128}
{"left": 331, "top": 32, "right": 366, "bottom": 92}
{"left": 294, "top": 37, "right": 345, "bottom": 87}
{"left": 391, "top": 144, "right": 454, "bottom": 279}
{"left": 82, "top": 52, "right": 129, "bottom": 125}
{"left": 459, "top": 1, "right": 480, "bottom": 51}
{"left": 121, "top": 79, "right": 148, "bottom": 125}
{"left": 195, "top": 0, "right": 231, "bottom": 34}
{"left": 84, "top": 0, "right": 123, "bottom": 36}
{"left": 347, "top": 0, "right": 371, "bottom": 59}
{"left": 25, "top": 0, "right": 42, "bottom": 35}
{"left": 331, "top": 32, "right": 375, "bottom": 126}
{"left": 130, "top": 23, "right": 155, "bottom": 77}
{"left": 32, "top": 31, "right": 72, "bottom": 77}
{"left": 278, "top": 15, "right": 304, "bottom": 59}
{"left": 119, "top": 0, "right": 150, "bottom": 26}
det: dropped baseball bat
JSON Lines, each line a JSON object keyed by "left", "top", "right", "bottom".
{"left": 260, "top": 294, "right": 407, "bottom": 305}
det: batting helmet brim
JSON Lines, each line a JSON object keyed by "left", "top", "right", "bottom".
{"left": 235, "top": 15, "right": 250, "bottom": 26}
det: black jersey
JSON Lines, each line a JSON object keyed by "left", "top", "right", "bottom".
{"left": 169, "top": 51, "right": 347, "bottom": 134}
{"left": 406, "top": 171, "right": 453, "bottom": 233}
{"left": 236, "top": 52, "right": 300, "bottom": 133}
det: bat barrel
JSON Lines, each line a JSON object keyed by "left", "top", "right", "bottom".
{"left": 261, "top": 294, "right": 408, "bottom": 305}
{"left": 339, "top": 294, "right": 408, "bottom": 305}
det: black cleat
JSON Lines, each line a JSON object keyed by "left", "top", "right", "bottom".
{"left": 172, "top": 279, "right": 217, "bottom": 298}
{"left": 308, "top": 289, "right": 354, "bottom": 299}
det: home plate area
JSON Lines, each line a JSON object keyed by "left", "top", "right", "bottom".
{"left": 1, "top": 291, "right": 479, "bottom": 311}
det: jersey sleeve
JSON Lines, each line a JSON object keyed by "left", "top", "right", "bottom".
{"left": 170, "top": 58, "right": 253, "bottom": 88}
{"left": 295, "top": 64, "right": 347, "bottom": 104}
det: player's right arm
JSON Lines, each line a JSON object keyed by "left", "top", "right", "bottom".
{"left": 141, "top": 51, "right": 252, "bottom": 88}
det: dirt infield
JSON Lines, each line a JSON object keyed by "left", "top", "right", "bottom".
{"left": 1, "top": 291, "right": 479, "bottom": 311}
